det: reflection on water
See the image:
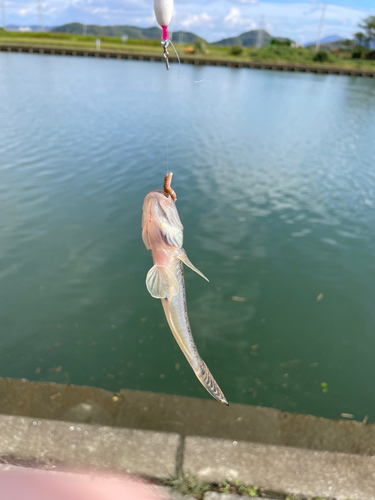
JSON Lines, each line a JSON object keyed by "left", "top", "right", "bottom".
{"left": 0, "top": 53, "right": 375, "bottom": 420}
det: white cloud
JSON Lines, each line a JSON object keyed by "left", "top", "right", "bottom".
{"left": 135, "top": 15, "right": 155, "bottom": 25}
{"left": 180, "top": 12, "right": 212, "bottom": 29}
{"left": 224, "top": 7, "right": 256, "bottom": 30}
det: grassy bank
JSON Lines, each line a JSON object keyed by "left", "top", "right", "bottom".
{"left": 1, "top": 29, "right": 375, "bottom": 70}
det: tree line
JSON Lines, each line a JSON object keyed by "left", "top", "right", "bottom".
{"left": 354, "top": 16, "right": 375, "bottom": 49}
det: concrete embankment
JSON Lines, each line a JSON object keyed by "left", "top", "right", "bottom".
{"left": 1, "top": 43, "right": 375, "bottom": 77}
{"left": 0, "top": 378, "right": 375, "bottom": 499}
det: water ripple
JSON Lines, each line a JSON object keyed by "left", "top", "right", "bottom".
{"left": 0, "top": 54, "right": 375, "bottom": 419}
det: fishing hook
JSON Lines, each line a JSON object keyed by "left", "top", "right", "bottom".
{"left": 161, "top": 39, "right": 170, "bottom": 71}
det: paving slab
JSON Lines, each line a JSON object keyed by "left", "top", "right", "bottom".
{"left": 1, "top": 377, "right": 374, "bottom": 456}
{"left": 0, "top": 415, "right": 180, "bottom": 478}
{"left": 184, "top": 436, "right": 375, "bottom": 500}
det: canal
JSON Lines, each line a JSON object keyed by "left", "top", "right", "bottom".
{"left": 1, "top": 52, "right": 375, "bottom": 421}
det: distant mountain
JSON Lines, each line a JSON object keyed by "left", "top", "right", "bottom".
{"left": 303, "top": 35, "right": 343, "bottom": 47}
{"left": 51, "top": 23, "right": 160, "bottom": 38}
{"left": 304, "top": 35, "right": 356, "bottom": 52}
{"left": 212, "top": 29, "right": 272, "bottom": 48}
{"left": 51, "top": 23, "right": 204, "bottom": 43}
{"left": 170, "top": 30, "right": 204, "bottom": 44}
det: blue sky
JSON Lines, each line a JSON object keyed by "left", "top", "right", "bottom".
{"left": 3, "top": 0, "right": 373, "bottom": 44}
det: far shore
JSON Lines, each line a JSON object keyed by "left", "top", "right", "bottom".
{"left": 1, "top": 30, "right": 375, "bottom": 73}
{"left": 1, "top": 41, "right": 375, "bottom": 78}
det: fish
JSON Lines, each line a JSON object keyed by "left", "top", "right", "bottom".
{"left": 142, "top": 173, "right": 228, "bottom": 405}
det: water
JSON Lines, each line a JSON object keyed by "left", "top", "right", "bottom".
{"left": 1, "top": 53, "right": 375, "bottom": 422}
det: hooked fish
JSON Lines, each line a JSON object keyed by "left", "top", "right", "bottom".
{"left": 142, "top": 173, "right": 228, "bottom": 405}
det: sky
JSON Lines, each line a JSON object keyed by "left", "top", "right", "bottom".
{"left": 2, "top": 0, "right": 374, "bottom": 44}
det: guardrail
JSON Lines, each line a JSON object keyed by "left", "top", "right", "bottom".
{"left": 1, "top": 43, "right": 375, "bottom": 77}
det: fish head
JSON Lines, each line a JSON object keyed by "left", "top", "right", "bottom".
{"left": 142, "top": 190, "right": 183, "bottom": 251}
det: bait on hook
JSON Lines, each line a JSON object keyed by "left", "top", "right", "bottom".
{"left": 154, "top": 0, "right": 174, "bottom": 70}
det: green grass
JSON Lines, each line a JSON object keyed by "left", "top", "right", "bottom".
{"left": 168, "top": 473, "right": 209, "bottom": 499}
{"left": 238, "top": 485, "right": 259, "bottom": 497}
{"left": 159, "top": 474, "right": 331, "bottom": 499}
{"left": 165, "top": 475, "right": 262, "bottom": 498}
{"left": 0, "top": 29, "right": 160, "bottom": 45}
{"left": 218, "top": 481, "right": 260, "bottom": 497}
{"left": 246, "top": 44, "right": 375, "bottom": 69}
{"left": 249, "top": 45, "right": 319, "bottom": 63}
{"left": 0, "top": 32, "right": 163, "bottom": 55}
{"left": 1, "top": 30, "right": 375, "bottom": 70}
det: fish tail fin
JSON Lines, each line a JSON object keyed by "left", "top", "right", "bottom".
{"left": 194, "top": 359, "right": 228, "bottom": 405}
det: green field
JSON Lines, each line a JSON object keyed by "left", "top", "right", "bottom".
{"left": 1, "top": 29, "right": 375, "bottom": 70}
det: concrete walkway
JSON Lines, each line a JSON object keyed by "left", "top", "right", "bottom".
{"left": 1, "top": 378, "right": 375, "bottom": 499}
{"left": 1, "top": 378, "right": 374, "bottom": 455}
{"left": 0, "top": 414, "right": 374, "bottom": 499}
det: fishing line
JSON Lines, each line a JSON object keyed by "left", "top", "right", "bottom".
{"left": 86, "top": 4, "right": 207, "bottom": 392}
{"left": 169, "top": 39, "right": 181, "bottom": 74}
{"left": 169, "top": 40, "right": 211, "bottom": 83}
{"left": 169, "top": 41, "right": 211, "bottom": 84}
{"left": 167, "top": 142, "right": 169, "bottom": 173}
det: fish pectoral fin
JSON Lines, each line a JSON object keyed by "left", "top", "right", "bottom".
{"left": 177, "top": 250, "right": 209, "bottom": 282}
{"left": 146, "top": 265, "right": 179, "bottom": 299}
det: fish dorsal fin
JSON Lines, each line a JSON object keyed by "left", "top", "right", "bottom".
{"left": 177, "top": 250, "right": 209, "bottom": 282}
{"left": 146, "top": 265, "right": 179, "bottom": 299}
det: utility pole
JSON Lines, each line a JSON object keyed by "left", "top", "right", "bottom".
{"left": 315, "top": 2, "right": 328, "bottom": 52}
{"left": 37, "top": 0, "right": 45, "bottom": 31}
{"left": 1, "top": 0, "right": 6, "bottom": 30}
